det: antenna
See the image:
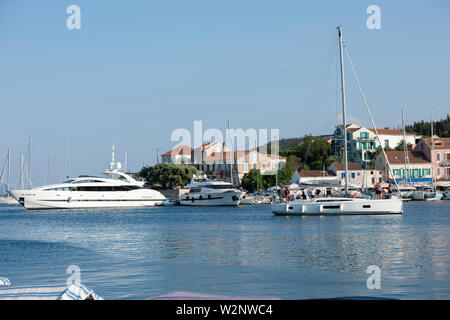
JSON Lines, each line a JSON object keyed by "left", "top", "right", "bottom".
{"left": 124, "top": 152, "right": 128, "bottom": 173}
{"left": 110, "top": 142, "right": 116, "bottom": 170}
{"left": 64, "top": 137, "right": 67, "bottom": 179}
{"left": 47, "top": 157, "right": 50, "bottom": 185}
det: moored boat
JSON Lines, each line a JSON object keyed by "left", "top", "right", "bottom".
{"left": 179, "top": 175, "right": 243, "bottom": 206}
{"left": 7, "top": 145, "right": 166, "bottom": 210}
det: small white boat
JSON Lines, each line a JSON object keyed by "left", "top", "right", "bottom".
{"left": 180, "top": 175, "right": 243, "bottom": 206}
{"left": 442, "top": 187, "right": 450, "bottom": 200}
{"left": 0, "top": 195, "right": 18, "bottom": 205}
{"left": 410, "top": 187, "right": 443, "bottom": 201}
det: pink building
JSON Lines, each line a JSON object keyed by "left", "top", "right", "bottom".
{"left": 413, "top": 137, "right": 450, "bottom": 181}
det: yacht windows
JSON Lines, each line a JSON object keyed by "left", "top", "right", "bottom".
{"left": 43, "top": 187, "right": 71, "bottom": 191}
{"left": 55, "top": 186, "right": 141, "bottom": 192}
{"left": 209, "top": 184, "right": 233, "bottom": 189}
{"left": 75, "top": 179, "right": 104, "bottom": 183}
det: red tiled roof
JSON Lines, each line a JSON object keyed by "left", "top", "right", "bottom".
{"left": 266, "top": 154, "right": 287, "bottom": 160}
{"left": 332, "top": 162, "right": 363, "bottom": 171}
{"left": 384, "top": 151, "right": 430, "bottom": 164}
{"left": 161, "top": 145, "right": 193, "bottom": 157}
{"left": 368, "top": 128, "right": 414, "bottom": 136}
{"left": 202, "top": 151, "right": 285, "bottom": 162}
{"left": 338, "top": 124, "right": 361, "bottom": 133}
{"left": 422, "top": 137, "right": 450, "bottom": 150}
{"left": 298, "top": 170, "right": 331, "bottom": 177}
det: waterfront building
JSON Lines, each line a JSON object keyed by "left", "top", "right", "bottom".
{"left": 160, "top": 145, "right": 193, "bottom": 164}
{"left": 162, "top": 141, "right": 286, "bottom": 185}
{"left": 201, "top": 150, "right": 286, "bottom": 184}
{"left": 375, "top": 150, "right": 432, "bottom": 184}
{"left": 290, "top": 169, "right": 340, "bottom": 186}
{"left": 412, "top": 136, "right": 450, "bottom": 182}
{"left": 328, "top": 162, "right": 382, "bottom": 188}
{"left": 332, "top": 124, "right": 420, "bottom": 165}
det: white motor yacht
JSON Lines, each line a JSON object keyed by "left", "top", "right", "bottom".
{"left": 179, "top": 175, "right": 243, "bottom": 206}
{"left": 7, "top": 146, "right": 166, "bottom": 210}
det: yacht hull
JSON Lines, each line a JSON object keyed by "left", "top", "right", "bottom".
{"left": 179, "top": 191, "right": 242, "bottom": 206}
{"left": 8, "top": 190, "right": 165, "bottom": 210}
{"left": 272, "top": 198, "right": 403, "bottom": 216}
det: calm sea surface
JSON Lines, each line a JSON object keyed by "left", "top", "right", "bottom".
{"left": 0, "top": 202, "right": 449, "bottom": 299}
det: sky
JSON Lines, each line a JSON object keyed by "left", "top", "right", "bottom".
{"left": 0, "top": 0, "right": 449, "bottom": 186}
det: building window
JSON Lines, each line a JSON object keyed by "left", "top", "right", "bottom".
{"left": 341, "top": 173, "right": 345, "bottom": 178}
{"left": 384, "top": 140, "right": 389, "bottom": 148}
{"left": 436, "top": 153, "right": 441, "bottom": 161}
{"left": 437, "top": 168, "right": 441, "bottom": 176}
{"left": 351, "top": 172, "right": 355, "bottom": 179}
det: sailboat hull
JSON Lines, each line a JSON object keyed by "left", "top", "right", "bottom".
{"left": 272, "top": 198, "right": 403, "bottom": 216}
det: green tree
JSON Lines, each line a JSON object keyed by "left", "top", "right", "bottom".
{"left": 286, "top": 155, "right": 302, "bottom": 171}
{"left": 241, "top": 169, "right": 264, "bottom": 193}
{"left": 281, "top": 135, "right": 331, "bottom": 170}
{"left": 138, "top": 163, "right": 199, "bottom": 188}
{"left": 278, "top": 166, "right": 294, "bottom": 186}
{"left": 394, "top": 139, "right": 412, "bottom": 151}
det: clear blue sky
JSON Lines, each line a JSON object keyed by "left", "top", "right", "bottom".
{"left": 1, "top": 0, "right": 449, "bottom": 186}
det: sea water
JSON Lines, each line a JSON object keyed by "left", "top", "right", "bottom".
{"left": 0, "top": 202, "right": 448, "bottom": 299}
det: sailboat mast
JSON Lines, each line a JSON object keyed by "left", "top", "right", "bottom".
{"left": 228, "top": 120, "right": 233, "bottom": 187}
{"left": 20, "top": 153, "right": 24, "bottom": 189}
{"left": 338, "top": 26, "right": 349, "bottom": 193}
{"left": 431, "top": 112, "right": 435, "bottom": 190}
{"left": 402, "top": 109, "right": 409, "bottom": 184}
{"left": 28, "top": 136, "right": 32, "bottom": 188}
{"left": 7, "top": 147, "right": 10, "bottom": 191}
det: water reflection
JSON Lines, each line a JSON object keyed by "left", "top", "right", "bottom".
{"left": 0, "top": 202, "right": 448, "bottom": 299}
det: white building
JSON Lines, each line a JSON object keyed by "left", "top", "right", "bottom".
{"left": 160, "top": 145, "right": 193, "bottom": 164}
{"left": 328, "top": 162, "right": 382, "bottom": 188}
{"left": 370, "top": 128, "right": 420, "bottom": 149}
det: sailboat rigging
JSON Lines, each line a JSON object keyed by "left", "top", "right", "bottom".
{"left": 272, "top": 25, "right": 403, "bottom": 215}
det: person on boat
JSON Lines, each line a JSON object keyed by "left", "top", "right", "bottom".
{"left": 387, "top": 183, "right": 393, "bottom": 199}
{"left": 309, "top": 189, "right": 315, "bottom": 200}
{"left": 375, "top": 183, "right": 381, "bottom": 200}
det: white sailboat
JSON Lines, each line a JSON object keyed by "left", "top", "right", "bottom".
{"left": 272, "top": 26, "right": 403, "bottom": 216}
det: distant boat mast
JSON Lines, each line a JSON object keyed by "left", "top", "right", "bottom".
{"left": 337, "top": 26, "right": 349, "bottom": 193}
